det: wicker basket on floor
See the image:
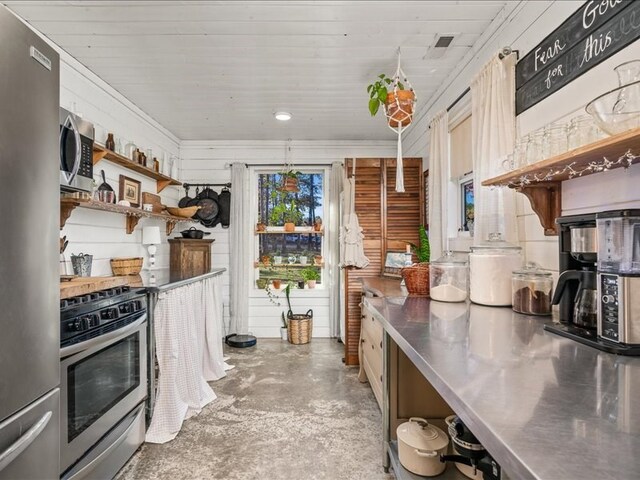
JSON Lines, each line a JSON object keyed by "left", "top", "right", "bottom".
{"left": 287, "top": 309, "right": 313, "bottom": 345}
{"left": 110, "top": 257, "right": 143, "bottom": 275}
{"left": 401, "top": 262, "right": 430, "bottom": 296}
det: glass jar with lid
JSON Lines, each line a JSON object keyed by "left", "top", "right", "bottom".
{"left": 511, "top": 263, "right": 553, "bottom": 315}
{"left": 469, "top": 233, "right": 522, "bottom": 306}
{"left": 430, "top": 251, "right": 468, "bottom": 303}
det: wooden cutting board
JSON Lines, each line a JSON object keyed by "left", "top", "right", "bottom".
{"left": 142, "top": 192, "right": 164, "bottom": 213}
{"left": 60, "top": 276, "right": 130, "bottom": 300}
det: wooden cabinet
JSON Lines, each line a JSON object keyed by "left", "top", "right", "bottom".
{"left": 168, "top": 238, "right": 214, "bottom": 282}
{"left": 359, "top": 299, "right": 384, "bottom": 409}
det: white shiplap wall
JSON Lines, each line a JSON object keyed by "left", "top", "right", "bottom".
{"left": 57, "top": 51, "right": 182, "bottom": 275}
{"left": 181, "top": 140, "right": 396, "bottom": 337}
{"left": 403, "top": 0, "right": 640, "bottom": 274}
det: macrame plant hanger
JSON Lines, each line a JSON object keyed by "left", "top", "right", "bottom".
{"left": 384, "top": 48, "right": 416, "bottom": 193}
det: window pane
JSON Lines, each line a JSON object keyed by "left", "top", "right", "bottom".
{"left": 462, "top": 179, "right": 474, "bottom": 235}
{"left": 257, "top": 172, "right": 324, "bottom": 285}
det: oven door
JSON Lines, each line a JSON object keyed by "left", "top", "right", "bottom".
{"left": 59, "top": 314, "right": 147, "bottom": 474}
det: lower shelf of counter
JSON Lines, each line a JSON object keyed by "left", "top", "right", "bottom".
{"left": 388, "top": 441, "right": 466, "bottom": 480}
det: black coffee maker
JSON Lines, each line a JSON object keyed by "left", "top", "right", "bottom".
{"left": 545, "top": 213, "right": 599, "bottom": 341}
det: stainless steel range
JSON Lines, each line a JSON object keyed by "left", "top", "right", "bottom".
{"left": 60, "top": 285, "right": 147, "bottom": 479}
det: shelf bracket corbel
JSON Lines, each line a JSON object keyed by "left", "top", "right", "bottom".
{"left": 125, "top": 214, "right": 142, "bottom": 234}
{"left": 166, "top": 220, "right": 178, "bottom": 236}
{"left": 60, "top": 200, "right": 79, "bottom": 230}
{"left": 515, "top": 182, "right": 561, "bottom": 236}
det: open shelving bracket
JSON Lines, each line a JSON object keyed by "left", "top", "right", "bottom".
{"left": 516, "top": 182, "right": 561, "bottom": 236}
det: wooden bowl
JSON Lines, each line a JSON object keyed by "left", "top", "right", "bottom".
{"left": 166, "top": 206, "right": 200, "bottom": 218}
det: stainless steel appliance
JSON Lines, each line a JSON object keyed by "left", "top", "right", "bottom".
{"left": 546, "top": 211, "right": 640, "bottom": 355}
{"left": 597, "top": 210, "right": 640, "bottom": 351}
{"left": 59, "top": 106, "right": 94, "bottom": 193}
{"left": 0, "top": 6, "right": 61, "bottom": 479}
{"left": 60, "top": 286, "right": 147, "bottom": 479}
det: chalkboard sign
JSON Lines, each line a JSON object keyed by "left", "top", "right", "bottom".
{"left": 516, "top": 0, "right": 640, "bottom": 115}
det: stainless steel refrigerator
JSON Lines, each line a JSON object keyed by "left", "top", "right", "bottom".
{"left": 0, "top": 6, "right": 60, "bottom": 479}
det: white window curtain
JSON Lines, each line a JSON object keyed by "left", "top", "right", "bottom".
{"left": 471, "top": 53, "right": 518, "bottom": 244}
{"left": 328, "top": 162, "right": 342, "bottom": 338}
{"left": 428, "top": 110, "right": 450, "bottom": 260}
{"left": 229, "top": 163, "right": 251, "bottom": 335}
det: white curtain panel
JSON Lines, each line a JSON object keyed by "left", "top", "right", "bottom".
{"left": 428, "top": 110, "right": 450, "bottom": 260}
{"left": 229, "top": 163, "right": 251, "bottom": 335}
{"left": 471, "top": 53, "right": 518, "bottom": 244}
{"left": 146, "top": 281, "right": 221, "bottom": 444}
{"left": 202, "top": 275, "right": 232, "bottom": 380}
{"left": 328, "top": 162, "right": 343, "bottom": 338}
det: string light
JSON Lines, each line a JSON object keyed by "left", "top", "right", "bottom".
{"left": 499, "top": 150, "right": 639, "bottom": 188}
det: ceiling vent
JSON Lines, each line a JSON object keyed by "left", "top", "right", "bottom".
{"left": 424, "top": 34, "right": 456, "bottom": 60}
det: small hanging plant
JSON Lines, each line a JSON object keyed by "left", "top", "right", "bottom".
{"left": 366, "top": 73, "right": 414, "bottom": 127}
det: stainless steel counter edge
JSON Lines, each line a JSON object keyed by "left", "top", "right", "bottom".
{"left": 146, "top": 268, "right": 226, "bottom": 293}
{"left": 364, "top": 298, "right": 532, "bottom": 479}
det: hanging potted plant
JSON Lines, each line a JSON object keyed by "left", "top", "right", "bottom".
{"left": 401, "top": 225, "right": 430, "bottom": 296}
{"left": 280, "top": 170, "right": 300, "bottom": 192}
{"left": 367, "top": 73, "right": 415, "bottom": 128}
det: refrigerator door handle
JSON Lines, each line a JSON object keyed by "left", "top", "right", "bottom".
{"left": 59, "top": 113, "right": 81, "bottom": 184}
{"left": 0, "top": 411, "right": 52, "bottom": 473}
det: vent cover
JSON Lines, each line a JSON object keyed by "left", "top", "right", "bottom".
{"left": 424, "top": 34, "right": 456, "bottom": 60}
{"left": 434, "top": 35, "right": 455, "bottom": 49}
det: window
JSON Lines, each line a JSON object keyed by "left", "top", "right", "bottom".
{"left": 460, "top": 174, "right": 474, "bottom": 235}
{"left": 255, "top": 171, "right": 325, "bottom": 287}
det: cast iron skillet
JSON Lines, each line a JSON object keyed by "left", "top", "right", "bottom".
{"left": 195, "top": 187, "right": 219, "bottom": 223}
{"left": 179, "top": 227, "right": 211, "bottom": 239}
{"left": 178, "top": 186, "right": 192, "bottom": 208}
{"left": 187, "top": 187, "right": 201, "bottom": 218}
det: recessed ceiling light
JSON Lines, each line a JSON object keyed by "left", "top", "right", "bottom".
{"left": 274, "top": 111, "right": 292, "bottom": 121}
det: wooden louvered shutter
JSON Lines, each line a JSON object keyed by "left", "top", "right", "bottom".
{"left": 343, "top": 158, "right": 423, "bottom": 366}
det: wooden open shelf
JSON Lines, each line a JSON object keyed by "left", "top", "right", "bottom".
{"left": 61, "top": 198, "right": 195, "bottom": 235}
{"left": 92, "top": 144, "right": 181, "bottom": 193}
{"left": 483, "top": 127, "right": 640, "bottom": 236}
{"left": 256, "top": 228, "right": 323, "bottom": 235}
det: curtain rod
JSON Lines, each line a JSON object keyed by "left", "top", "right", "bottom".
{"left": 444, "top": 47, "right": 520, "bottom": 114}
{"left": 183, "top": 182, "right": 231, "bottom": 188}
{"left": 224, "top": 162, "right": 336, "bottom": 168}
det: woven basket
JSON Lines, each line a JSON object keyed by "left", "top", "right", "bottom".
{"left": 287, "top": 309, "right": 313, "bottom": 345}
{"left": 401, "top": 263, "right": 430, "bottom": 296}
{"left": 110, "top": 257, "right": 143, "bottom": 275}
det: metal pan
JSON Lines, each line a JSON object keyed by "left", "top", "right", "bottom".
{"left": 178, "top": 186, "right": 192, "bottom": 208}
{"left": 196, "top": 196, "right": 219, "bottom": 222}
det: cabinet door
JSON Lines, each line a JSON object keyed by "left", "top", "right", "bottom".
{"left": 181, "top": 245, "right": 210, "bottom": 277}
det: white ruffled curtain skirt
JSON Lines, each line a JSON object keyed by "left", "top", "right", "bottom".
{"left": 146, "top": 275, "right": 230, "bottom": 444}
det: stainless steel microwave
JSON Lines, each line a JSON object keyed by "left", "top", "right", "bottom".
{"left": 59, "top": 107, "right": 94, "bottom": 193}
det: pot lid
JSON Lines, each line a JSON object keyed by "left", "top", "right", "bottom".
{"left": 513, "top": 262, "right": 552, "bottom": 278}
{"left": 396, "top": 418, "right": 449, "bottom": 451}
{"left": 470, "top": 232, "right": 521, "bottom": 252}
{"left": 432, "top": 251, "right": 468, "bottom": 266}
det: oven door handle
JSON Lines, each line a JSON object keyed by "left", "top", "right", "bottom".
{"left": 60, "top": 314, "right": 147, "bottom": 359}
{"left": 0, "top": 411, "right": 52, "bottom": 473}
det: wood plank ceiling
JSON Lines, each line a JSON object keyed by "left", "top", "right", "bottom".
{"left": 4, "top": 1, "right": 509, "bottom": 141}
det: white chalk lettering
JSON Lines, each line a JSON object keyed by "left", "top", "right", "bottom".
{"left": 583, "top": 0, "right": 624, "bottom": 29}
{"left": 534, "top": 39, "right": 566, "bottom": 71}
{"left": 580, "top": 31, "right": 613, "bottom": 67}
{"left": 545, "top": 64, "right": 564, "bottom": 89}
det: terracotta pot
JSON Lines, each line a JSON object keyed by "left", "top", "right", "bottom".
{"left": 396, "top": 418, "right": 448, "bottom": 477}
{"left": 261, "top": 255, "right": 270, "bottom": 266}
{"left": 256, "top": 222, "right": 266, "bottom": 232}
{"left": 385, "top": 90, "right": 415, "bottom": 128}
{"left": 307, "top": 279, "right": 317, "bottom": 289}
{"left": 314, "top": 256, "right": 323, "bottom": 266}
{"left": 284, "top": 222, "right": 295, "bottom": 232}
{"left": 272, "top": 279, "right": 282, "bottom": 289}
{"left": 313, "top": 223, "right": 322, "bottom": 232}
{"left": 282, "top": 177, "right": 299, "bottom": 192}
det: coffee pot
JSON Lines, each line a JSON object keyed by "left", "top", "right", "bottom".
{"left": 551, "top": 270, "right": 598, "bottom": 329}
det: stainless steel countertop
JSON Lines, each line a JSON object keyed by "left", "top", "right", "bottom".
{"left": 365, "top": 296, "right": 640, "bottom": 480}
{"left": 138, "top": 267, "right": 226, "bottom": 292}
{"left": 360, "top": 277, "right": 408, "bottom": 298}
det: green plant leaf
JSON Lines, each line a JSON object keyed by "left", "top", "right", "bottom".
{"left": 369, "top": 98, "right": 379, "bottom": 116}
{"left": 377, "top": 86, "right": 388, "bottom": 102}
{"left": 367, "top": 84, "right": 373, "bottom": 93}
{"left": 385, "top": 78, "right": 392, "bottom": 84}
{"left": 398, "top": 81, "right": 405, "bottom": 90}
{"left": 378, "top": 74, "right": 385, "bottom": 79}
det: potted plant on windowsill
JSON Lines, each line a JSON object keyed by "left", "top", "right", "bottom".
{"left": 313, "top": 216, "right": 323, "bottom": 232}
{"left": 301, "top": 267, "right": 320, "bottom": 289}
{"left": 283, "top": 201, "right": 303, "bottom": 232}
{"left": 401, "top": 225, "right": 430, "bottom": 296}
{"left": 367, "top": 73, "right": 415, "bottom": 128}
{"left": 256, "top": 215, "right": 266, "bottom": 232}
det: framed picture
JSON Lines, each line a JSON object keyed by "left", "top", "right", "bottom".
{"left": 119, "top": 175, "right": 141, "bottom": 207}
{"left": 383, "top": 251, "right": 407, "bottom": 277}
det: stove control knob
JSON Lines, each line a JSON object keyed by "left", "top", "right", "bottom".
{"left": 119, "top": 303, "right": 132, "bottom": 314}
{"left": 67, "top": 318, "right": 84, "bottom": 332}
{"left": 602, "top": 295, "right": 615, "bottom": 304}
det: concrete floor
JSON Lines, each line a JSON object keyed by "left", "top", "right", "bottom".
{"left": 117, "top": 339, "right": 394, "bottom": 480}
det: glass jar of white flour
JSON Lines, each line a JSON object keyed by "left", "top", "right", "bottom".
{"left": 469, "top": 233, "right": 522, "bottom": 306}
{"left": 430, "top": 251, "right": 468, "bottom": 303}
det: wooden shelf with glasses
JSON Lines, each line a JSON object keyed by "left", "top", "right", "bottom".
{"left": 60, "top": 198, "right": 195, "bottom": 235}
{"left": 255, "top": 228, "right": 323, "bottom": 235}
{"left": 92, "top": 144, "right": 181, "bottom": 193}
{"left": 482, "top": 127, "right": 640, "bottom": 236}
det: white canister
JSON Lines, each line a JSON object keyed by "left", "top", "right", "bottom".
{"left": 469, "top": 233, "right": 522, "bottom": 306}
